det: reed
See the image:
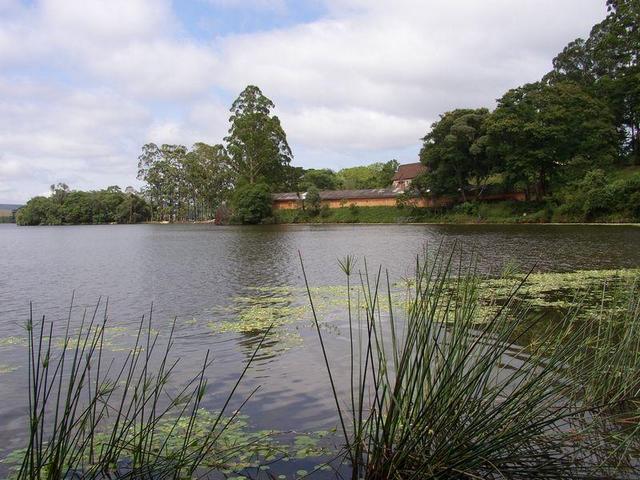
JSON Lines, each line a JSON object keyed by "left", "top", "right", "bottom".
{"left": 302, "top": 247, "right": 640, "bottom": 479}
{"left": 16, "top": 297, "right": 269, "bottom": 480}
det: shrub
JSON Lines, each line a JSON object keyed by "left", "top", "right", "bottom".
{"left": 582, "top": 187, "right": 615, "bottom": 220}
{"left": 452, "top": 201, "right": 478, "bottom": 216}
{"left": 305, "top": 186, "right": 322, "bottom": 216}
{"left": 231, "top": 183, "right": 272, "bottom": 224}
{"left": 319, "top": 204, "right": 331, "bottom": 218}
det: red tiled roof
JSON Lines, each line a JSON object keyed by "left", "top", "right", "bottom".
{"left": 392, "top": 162, "right": 427, "bottom": 181}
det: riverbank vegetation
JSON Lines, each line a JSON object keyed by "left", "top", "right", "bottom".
{"left": 280, "top": 0, "right": 640, "bottom": 225}
{"left": 304, "top": 251, "right": 640, "bottom": 479}
{"left": 276, "top": 166, "right": 640, "bottom": 224}
{"left": 16, "top": 184, "right": 150, "bottom": 226}
{"left": 8, "top": 299, "right": 311, "bottom": 480}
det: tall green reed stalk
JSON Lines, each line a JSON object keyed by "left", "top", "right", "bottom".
{"left": 17, "top": 297, "right": 269, "bottom": 480}
{"left": 565, "top": 279, "right": 640, "bottom": 463}
{"left": 302, "top": 247, "right": 640, "bottom": 479}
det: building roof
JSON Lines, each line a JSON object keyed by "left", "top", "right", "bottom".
{"left": 273, "top": 188, "right": 403, "bottom": 202}
{"left": 0, "top": 204, "right": 22, "bottom": 210}
{"left": 392, "top": 162, "right": 427, "bottom": 181}
{"left": 320, "top": 188, "right": 400, "bottom": 200}
{"left": 272, "top": 192, "right": 304, "bottom": 201}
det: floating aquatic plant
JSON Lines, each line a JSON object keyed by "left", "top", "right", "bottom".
{"left": 0, "top": 363, "right": 19, "bottom": 374}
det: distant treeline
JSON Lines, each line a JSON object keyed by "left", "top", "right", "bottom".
{"left": 16, "top": 184, "right": 150, "bottom": 226}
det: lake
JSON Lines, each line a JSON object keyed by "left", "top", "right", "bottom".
{"left": 1, "top": 223, "right": 639, "bottom": 474}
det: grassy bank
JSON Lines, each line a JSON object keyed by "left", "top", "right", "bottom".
{"left": 274, "top": 201, "right": 638, "bottom": 225}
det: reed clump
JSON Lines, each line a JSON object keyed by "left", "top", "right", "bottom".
{"left": 14, "top": 298, "right": 269, "bottom": 480}
{"left": 302, "top": 249, "right": 640, "bottom": 479}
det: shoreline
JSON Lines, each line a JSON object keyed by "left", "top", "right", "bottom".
{"left": 271, "top": 221, "right": 640, "bottom": 227}
{"left": 143, "top": 220, "right": 640, "bottom": 227}
{"left": 9, "top": 220, "right": 639, "bottom": 227}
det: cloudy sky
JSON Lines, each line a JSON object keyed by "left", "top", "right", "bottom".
{"left": 0, "top": 0, "right": 607, "bottom": 203}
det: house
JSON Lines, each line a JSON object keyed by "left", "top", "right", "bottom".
{"left": 391, "top": 162, "right": 427, "bottom": 191}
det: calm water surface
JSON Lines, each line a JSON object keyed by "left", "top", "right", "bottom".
{"left": 0, "top": 223, "right": 639, "bottom": 470}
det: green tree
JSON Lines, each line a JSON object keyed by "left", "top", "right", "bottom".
{"left": 305, "top": 185, "right": 322, "bottom": 215}
{"left": 62, "top": 191, "right": 93, "bottom": 224}
{"left": 138, "top": 143, "right": 175, "bottom": 221}
{"left": 548, "top": 0, "right": 640, "bottom": 163}
{"left": 378, "top": 159, "right": 400, "bottom": 187}
{"left": 16, "top": 187, "right": 150, "bottom": 226}
{"left": 546, "top": 38, "right": 596, "bottom": 85}
{"left": 225, "top": 85, "right": 293, "bottom": 187}
{"left": 115, "top": 194, "right": 151, "bottom": 224}
{"left": 419, "top": 109, "right": 493, "bottom": 200}
{"left": 138, "top": 143, "right": 231, "bottom": 222}
{"left": 231, "top": 183, "right": 273, "bottom": 224}
{"left": 49, "top": 183, "right": 70, "bottom": 205}
{"left": 300, "top": 169, "right": 341, "bottom": 190}
{"left": 183, "top": 142, "right": 233, "bottom": 220}
{"left": 487, "top": 81, "right": 617, "bottom": 199}
{"left": 16, "top": 197, "right": 60, "bottom": 225}
{"left": 337, "top": 160, "right": 399, "bottom": 189}
{"left": 338, "top": 166, "right": 379, "bottom": 189}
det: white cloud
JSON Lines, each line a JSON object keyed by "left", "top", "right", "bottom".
{"left": 282, "top": 107, "right": 427, "bottom": 150}
{"left": 0, "top": 77, "right": 150, "bottom": 201}
{"left": 85, "top": 40, "right": 219, "bottom": 98}
{"left": 145, "top": 97, "right": 230, "bottom": 146}
{"left": 214, "top": 0, "right": 605, "bottom": 163}
{"left": 0, "top": 0, "right": 216, "bottom": 99}
{"left": 41, "top": 0, "right": 174, "bottom": 41}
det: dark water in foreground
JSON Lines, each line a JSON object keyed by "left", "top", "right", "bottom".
{"left": 0, "top": 223, "right": 639, "bottom": 473}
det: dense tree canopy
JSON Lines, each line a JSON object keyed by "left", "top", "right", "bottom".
{"left": 417, "top": 1, "right": 632, "bottom": 201}
{"left": 487, "top": 81, "right": 617, "bottom": 199}
{"left": 230, "top": 183, "right": 273, "bottom": 224}
{"left": 299, "top": 169, "right": 341, "bottom": 191}
{"left": 547, "top": 0, "right": 640, "bottom": 163}
{"left": 337, "top": 160, "right": 399, "bottom": 190}
{"left": 419, "top": 109, "right": 492, "bottom": 200}
{"left": 137, "top": 142, "right": 231, "bottom": 221}
{"left": 16, "top": 184, "right": 150, "bottom": 226}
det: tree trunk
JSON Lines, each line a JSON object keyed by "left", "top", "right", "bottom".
{"left": 537, "top": 167, "right": 547, "bottom": 201}
{"left": 632, "top": 123, "right": 640, "bottom": 165}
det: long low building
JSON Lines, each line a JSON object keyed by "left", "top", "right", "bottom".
{"left": 272, "top": 189, "right": 526, "bottom": 210}
{"left": 272, "top": 188, "right": 405, "bottom": 210}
